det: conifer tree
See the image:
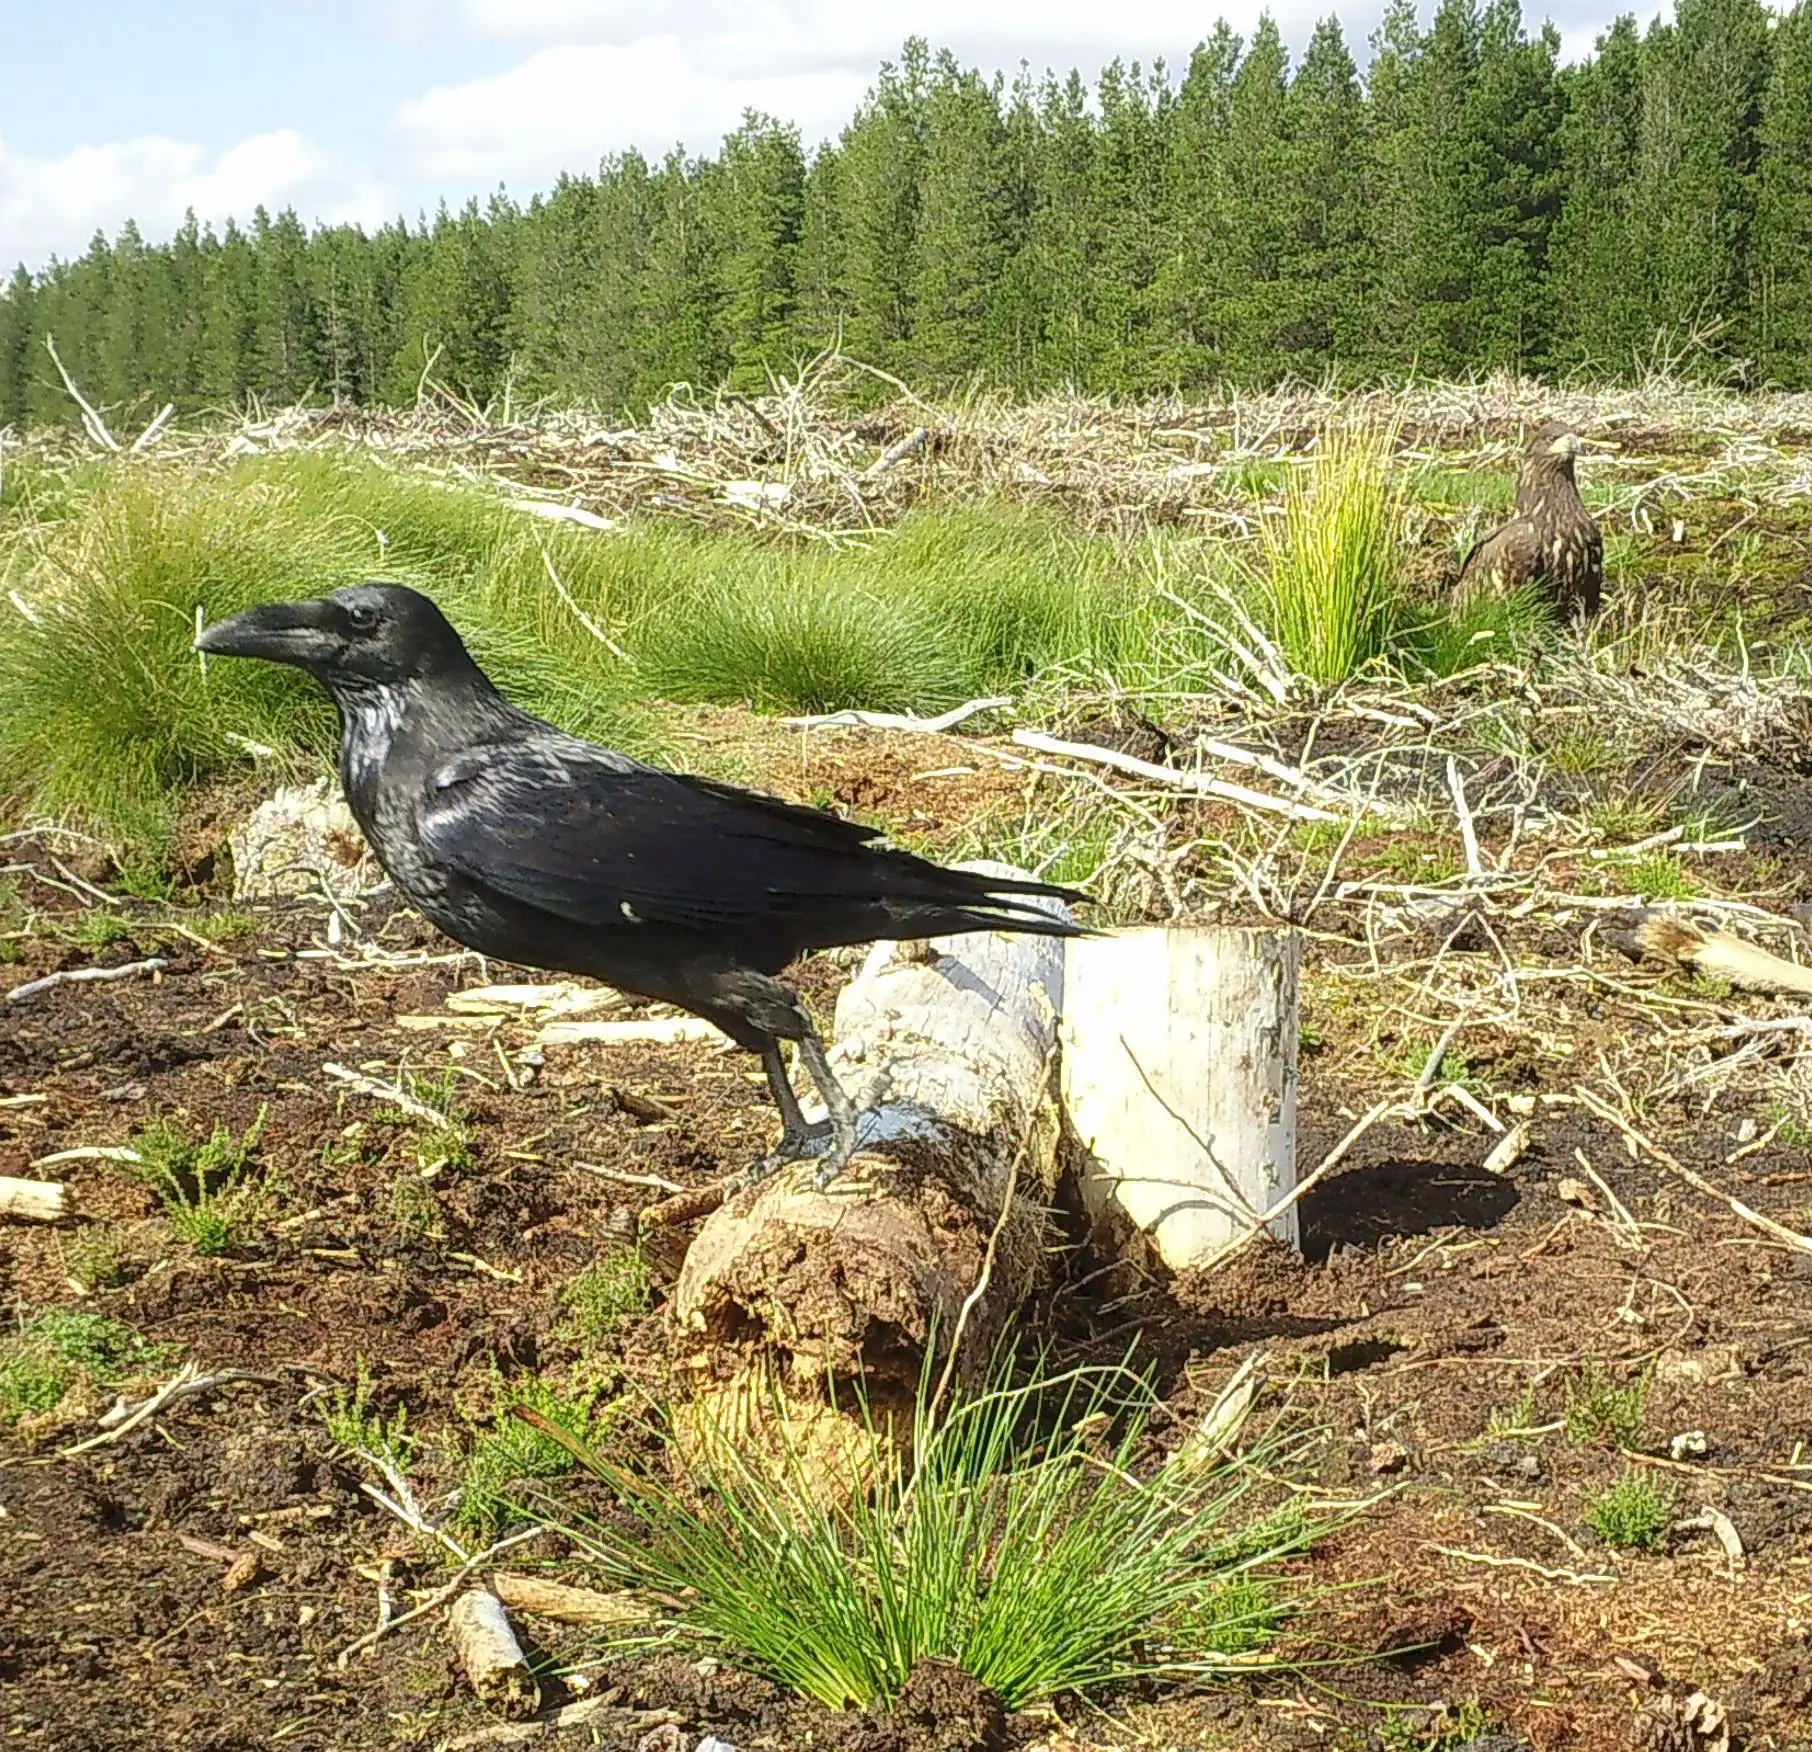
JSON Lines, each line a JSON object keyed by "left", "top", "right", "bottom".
{"left": 1754, "top": 1, "right": 1812, "bottom": 379}
{"left": 1549, "top": 16, "right": 1648, "bottom": 368}
{"left": 708, "top": 113, "right": 806, "bottom": 384}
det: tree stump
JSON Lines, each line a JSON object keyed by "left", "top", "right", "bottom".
{"left": 1060, "top": 924, "right": 1300, "bottom": 1270}
{"left": 671, "top": 863, "right": 1070, "bottom": 1473}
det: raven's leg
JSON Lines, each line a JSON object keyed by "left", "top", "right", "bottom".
{"left": 733, "top": 1039, "right": 840, "bottom": 1191}
{"left": 795, "top": 1027, "right": 859, "bottom": 1189}
{"left": 761, "top": 1039, "right": 831, "bottom": 1152}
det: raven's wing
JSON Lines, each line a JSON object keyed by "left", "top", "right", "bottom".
{"left": 1456, "top": 517, "right": 1540, "bottom": 593}
{"left": 415, "top": 740, "right": 1075, "bottom": 935}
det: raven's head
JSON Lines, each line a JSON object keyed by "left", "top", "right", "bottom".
{"left": 195, "top": 584, "right": 477, "bottom": 690}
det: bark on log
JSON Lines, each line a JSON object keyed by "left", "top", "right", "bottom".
{"left": 0, "top": 1176, "right": 68, "bottom": 1223}
{"left": 1060, "top": 925, "right": 1299, "bottom": 1270}
{"left": 671, "top": 862, "right": 1069, "bottom": 1473}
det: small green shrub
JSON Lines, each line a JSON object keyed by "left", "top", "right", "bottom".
{"left": 323, "top": 1363, "right": 417, "bottom": 1470}
{"left": 559, "top": 1252, "right": 654, "bottom": 1343}
{"left": 0, "top": 1309, "right": 171, "bottom": 1426}
{"left": 458, "top": 1375, "right": 620, "bottom": 1541}
{"left": 1627, "top": 852, "right": 1698, "bottom": 902}
{"left": 1564, "top": 1361, "right": 1650, "bottom": 1449}
{"left": 1585, "top": 1470, "right": 1674, "bottom": 1551}
{"left": 131, "top": 1106, "right": 270, "bottom": 1254}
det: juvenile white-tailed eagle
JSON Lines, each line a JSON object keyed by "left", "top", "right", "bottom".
{"left": 1456, "top": 422, "right": 1602, "bottom": 620}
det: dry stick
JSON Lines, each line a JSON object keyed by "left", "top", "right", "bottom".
{"left": 5, "top": 957, "right": 169, "bottom": 1004}
{"left": 0, "top": 1176, "right": 66, "bottom": 1222}
{"left": 1008, "top": 730, "right": 1342, "bottom": 822}
{"left": 336, "top": 1529, "right": 543, "bottom": 1667}
{"left": 1573, "top": 1084, "right": 1812, "bottom": 1257}
{"left": 320, "top": 1062, "right": 447, "bottom": 1126}
{"left": 538, "top": 537, "right": 631, "bottom": 662}
{"left": 43, "top": 335, "right": 119, "bottom": 450}
{"left": 782, "top": 695, "right": 1012, "bottom": 734}
{"left": 1196, "top": 1099, "right": 1398, "bottom": 1276}
{"left": 1446, "top": 756, "right": 1485, "bottom": 878}
{"left": 925, "top": 1045, "right": 1056, "bottom": 1428}
{"left": 60, "top": 1363, "right": 201, "bottom": 1456}
{"left": 859, "top": 424, "right": 929, "bottom": 482}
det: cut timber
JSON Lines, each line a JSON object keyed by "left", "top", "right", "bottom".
{"left": 491, "top": 1572, "right": 650, "bottom": 1627}
{"left": 0, "top": 1176, "right": 67, "bottom": 1223}
{"left": 672, "top": 862, "right": 1068, "bottom": 1477}
{"left": 448, "top": 1590, "right": 539, "bottom": 1716}
{"left": 1061, "top": 925, "right": 1299, "bottom": 1270}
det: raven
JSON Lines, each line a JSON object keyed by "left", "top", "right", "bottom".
{"left": 195, "top": 584, "right": 1086, "bottom": 1184}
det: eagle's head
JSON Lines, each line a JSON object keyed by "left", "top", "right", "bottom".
{"left": 1528, "top": 421, "right": 1583, "bottom": 463}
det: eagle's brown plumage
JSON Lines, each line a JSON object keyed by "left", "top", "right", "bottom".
{"left": 1456, "top": 420, "right": 1602, "bottom": 620}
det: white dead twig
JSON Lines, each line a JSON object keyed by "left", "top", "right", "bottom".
{"left": 90, "top": 1368, "right": 274, "bottom": 1435}
{"left": 1446, "top": 756, "right": 1485, "bottom": 877}
{"left": 538, "top": 1016, "right": 733, "bottom": 1048}
{"left": 784, "top": 696, "right": 1012, "bottom": 734}
{"left": 506, "top": 498, "right": 617, "bottom": 531}
{"left": 1674, "top": 1504, "right": 1745, "bottom": 1569}
{"left": 491, "top": 1572, "right": 652, "bottom": 1627}
{"left": 337, "top": 1529, "right": 542, "bottom": 1667}
{"left": 321, "top": 1062, "right": 449, "bottom": 1125}
{"left": 5, "top": 957, "right": 169, "bottom": 1004}
{"left": 860, "top": 424, "right": 929, "bottom": 482}
{"left": 1010, "top": 730, "right": 1341, "bottom": 822}
{"left": 43, "top": 335, "right": 119, "bottom": 450}
{"left": 1573, "top": 1085, "right": 1812, "bottom": 1257}
{"left": 450, "top": 1591, "right": 539, "bottom": 1713}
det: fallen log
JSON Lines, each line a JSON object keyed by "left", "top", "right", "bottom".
{"left": 0, "top": 1176, "right": 68, "bottom": 1223}
{"left": 670, "top": 861, "right": 1069, "bottom": 1475}
{"left": 1061, "top": 925, "right": 1300, "bottom": 1270}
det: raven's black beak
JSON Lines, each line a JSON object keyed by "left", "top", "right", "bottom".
{"left": 194, "top": 598, "right": 336, "bottom": 667}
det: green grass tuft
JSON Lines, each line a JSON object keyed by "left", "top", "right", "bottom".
{"left": 1247, "top": 422, "right": 1412, "bottom": 686}
{"left": 1584, "top": 1470, "right": 1675, "bottom": 1551}
{"left": 543, "top": 1358, "right": 1330, "bottom": 1712}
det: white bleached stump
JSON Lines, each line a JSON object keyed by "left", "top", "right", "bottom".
{"left": 1060, "top": 925, "right": 1300, "bottom": 1270}
{"left": 672, "top": 863, "right": 1068, "bottom": 1472}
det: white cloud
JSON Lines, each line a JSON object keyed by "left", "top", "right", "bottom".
{"left": 0, "top": 128, "right": 388, "bottom": 269}
{"left": 391, "top": 38, "right": 870, "bottom": 180}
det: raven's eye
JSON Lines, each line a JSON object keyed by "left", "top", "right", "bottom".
{"left": 346, "top": 605, "right": 379, "bottom": 634}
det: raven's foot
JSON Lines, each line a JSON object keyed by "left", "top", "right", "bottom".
{"left": 735, "top": 1119, "right": 832, "bottom": 1191}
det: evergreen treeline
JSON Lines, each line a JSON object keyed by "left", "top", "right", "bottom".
{"left": 6, "top": 0, "right": 1812, "bottom": 427}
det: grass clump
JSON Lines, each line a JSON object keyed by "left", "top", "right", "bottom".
{"left": 559, "top": 1252, "right": 654, "bottom": 1344}
{"left": 1564, "top": 1361, "right": 1650, "bottom": 1448}
{"left": 0, "top": 1308, "right": 171, "bottom": 1426}
{"left": 1246, "top": 421, "right": 1412, "bottom": 686}
{"left": 1584, "top": 1470, "right": 1675, "bottom": 1551}
{"left": 544, "top": 1359, "right": 1328, "bottom": 1712}
{"left": 131, "top": 1106, "right": 270, "bottom": 1254}
{"left": 375, "top": 1070, "right": 475, "bottom": 1177}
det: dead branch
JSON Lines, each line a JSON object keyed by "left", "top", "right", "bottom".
{"left": 5, "top": 957, "right": 169, "bottom": 1004}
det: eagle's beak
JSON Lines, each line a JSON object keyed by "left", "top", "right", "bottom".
{"left": 1549, "top": 431, "right": 1582, "bottom": 459}
{"left": 194, "top": 598, "right": 339, "bottom": 668}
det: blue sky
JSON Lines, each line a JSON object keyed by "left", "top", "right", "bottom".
{"left": 1, "top": 0, "right": 1663, "bottom": 272}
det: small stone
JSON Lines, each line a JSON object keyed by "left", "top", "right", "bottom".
{"left": 1670, "top": 1429, "right": 1710, "bottom": 1461}
{"left": 1368, "top": 1441, "right": 1410, "bottom": 1475}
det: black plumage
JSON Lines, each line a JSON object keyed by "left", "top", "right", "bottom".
{"left": 194, "top": 584, "right": 1085, "bottom": 1184}
{"left": 1456, "top": 420, "right": 1603, "bottom": 621}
